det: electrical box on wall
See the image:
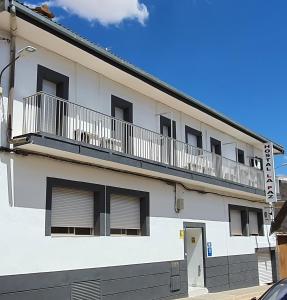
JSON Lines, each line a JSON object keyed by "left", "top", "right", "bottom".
{"left": 175, "top": 198, "right": 184, "bottom": 212}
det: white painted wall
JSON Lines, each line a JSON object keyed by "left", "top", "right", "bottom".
{"left": 0, "top": 35, "right": 262, "bottom": 161}
{"left": 0, "top": 152, "right": 275, "bottom": 276}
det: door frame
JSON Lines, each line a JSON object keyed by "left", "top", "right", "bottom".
{"left": 36, "top": 65, "right": 69, "bottom": 136}
{"left": 184, "top": 222, "right": 207, "bottom": 288}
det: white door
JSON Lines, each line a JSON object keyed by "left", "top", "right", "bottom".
{"left": 114, "top": 106, "right": 124, "bottom": 121}
{"left": 187, "top": 133, "right": 197, "bottom": 148}
{"left": 42, "top": 79, "right": 57, "bottom": 95}
{"left": 186, "top": 228, "right": 205, "bottom": 288}
{"left": 162, "top": 125, "right": 169, "bottom": 137}
{"left": 257, "top": 252, "right": 273, "bottom": 285}
{"left": 41, "top": 79, "right": 58, "bottom": 133}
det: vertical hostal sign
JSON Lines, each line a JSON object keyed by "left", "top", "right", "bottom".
{"left": 263, "top": 142, "right": 277, "bottom": 203}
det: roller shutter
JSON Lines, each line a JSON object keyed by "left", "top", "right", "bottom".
{"left": 51, "top": 187, "right": 94, "bottom": 228}
{"left": 110, "top": 194, "right": 140, "bottom": 229}
{"left": 257, "top": 252, "right": 273, "bottom": 285}
{"left": 230, "top": 209, "right": 242, "bottom": 236}
{"left": 249, "top": 211, "right": 259, "bottom": 235}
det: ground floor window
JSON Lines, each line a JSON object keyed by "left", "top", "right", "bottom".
{"left": 110, "top": 229, "right": 141, "bottom": 236}
{"left": 230, "top": 208, "right": 245, "bottom": 236}
{"left": 51, "top": 227, "right": 94, "bottom": 236}
{"left": 106, "top": 187, "right": 150, "bottom": 236}
{"left": 249, "top": 209, "right": 264, "bottom": 236}
{"left": 110, "top": 194, "right": 141, "bottom": 235}
{"left": 46, "top": 178, "right": 149, "bottom": 237}
{"left": 51, "top": 186, "right": 95, "bottom": 236}
{"left": 229, "top": 204, "right": 264, "bottom": 236}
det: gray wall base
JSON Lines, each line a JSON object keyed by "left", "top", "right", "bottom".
{"left": 0, "top": 261, "right": 187, "bottom": 300}
{"left": 206, "top": 254, "right": 259, "bottom": 292}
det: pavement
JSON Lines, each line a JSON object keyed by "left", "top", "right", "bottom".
{"left": 179, "top": 285, "right": 270, "bottom": 300}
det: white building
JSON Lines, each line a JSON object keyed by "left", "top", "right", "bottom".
{"left": 0, "top": 1, "right": 284, "bottom": 299}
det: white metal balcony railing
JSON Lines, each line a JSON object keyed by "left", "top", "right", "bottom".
{"left": 22, "top": 92, "right": 264, "bottom": 190}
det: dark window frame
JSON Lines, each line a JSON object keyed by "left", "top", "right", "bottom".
{"left": 37, "top": 65, "right": 69, "bottom": 136}
{"left": 160, "top": 115, "right": 176, "bottom": 139}
{"left": 46, "top": 177, "right": 105, "bottom": 236}
{"left": 229, "top": 204, "right": 248, "bottom": 236}
{"left": 236, "top": 148, "right": 245, "bottom": 164}
{"left": 248, "top": 207, "right": 264, "bottom": 236}
{"left": 185, "top": 126, "right": 202, "bottom": 148}
{"left": 37, "top": 65, "right": 69, "bottom": 99}
{"left": 106, "top": 186, "right": 150, "bottom": 236}
{"left": 210, "top": 137, "right": 222, "bottom": 156}
{"left": 111, "top": 95, "right": 133, "bottom": 123}
{"left": 228, "top": 204, "right": 264, "bottom": 237}
{"left": 250, "top": 157, "right": 263, "bottom": 170}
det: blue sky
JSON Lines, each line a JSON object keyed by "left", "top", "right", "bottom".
{"left": 26, "top": 0, "right": 287, "bottom": 173}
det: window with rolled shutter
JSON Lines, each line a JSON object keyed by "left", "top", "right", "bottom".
{"left": 249, "top": 211, "right": 259, "bottom": 235}
{"left": 230, "top": 209, "right": 243, "bottom": 236}
{"left": 110, "top": 194, "right": 141, "bottom": 233}
{"left": 51, "top": 187, "right": 94, "bottom": 235}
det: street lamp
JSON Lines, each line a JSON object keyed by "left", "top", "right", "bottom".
{"left": 0, "top": 46, "right": 37, "bottom": 95}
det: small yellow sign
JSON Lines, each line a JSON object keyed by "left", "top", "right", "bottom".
{"left": 180, "top": 230, "right": 185, "bottom": 240}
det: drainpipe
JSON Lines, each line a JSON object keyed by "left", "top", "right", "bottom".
{"left": 7, "top": 0, "right": 17, "bottom": 145}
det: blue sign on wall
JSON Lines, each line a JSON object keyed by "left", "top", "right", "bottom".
{"left": 207, "top": 242, "right": 212, "bottom": 257}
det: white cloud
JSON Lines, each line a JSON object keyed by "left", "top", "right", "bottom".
{"left": 29, "top": 0, "right": 149, "bottom": 26}
{"left": 24, "top": 2, "right": 37, "bottom": 8}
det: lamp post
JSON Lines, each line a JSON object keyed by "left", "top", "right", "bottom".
{"left": 0, "top": 46, "right": 37, "bottom": 96}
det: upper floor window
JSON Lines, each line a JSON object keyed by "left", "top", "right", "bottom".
{"left": 111, "top": 95, "right": 133, "bottom": 123}
{"left": 37, "top": 65, "right": 69, "bottom": 99}
{"left": 37, "top": 65, "right": 70, "bottom": 137}
{"left": 210, "top": 137, "right": 222, "bottom": 156}
{"left": 42, "top": 79, "right": 57, "bottom": 96}
{"left": 250, "top": 157, "right": 263, "bottom": 170}
{"left": 114, "top": 106, "right": 124, "bottom": 120}
{"left": 236, "top": 148, "right": 245, "bottom": 164}
{"left": 160, "top": 115, "right": 176, "bottom": 139}
{"left": 185, "top": 126, "right": 202, "bottom": 149}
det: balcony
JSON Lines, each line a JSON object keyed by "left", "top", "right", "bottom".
{"left": 19, "top": 92, "right": 264, "bottom": 191}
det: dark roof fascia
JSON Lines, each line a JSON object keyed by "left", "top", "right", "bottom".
{"left": 10, "top": 1, "right": 284, "bottom": 154}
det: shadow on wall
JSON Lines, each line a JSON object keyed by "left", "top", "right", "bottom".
{"left": 2, "top": 152, "right": 49, "bottom": 210}
{"left": 1, "top": 151, "right": 14, "bottom": 207}
{"left": 2, "top": 152, "right": 228, "bottom": 223}
{"left": 0, "top": 96, "right": 8, "bottom": 148}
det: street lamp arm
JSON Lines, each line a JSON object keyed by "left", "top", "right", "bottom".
{"left": 0, "top": 55, "right": 20, "bottom": 87}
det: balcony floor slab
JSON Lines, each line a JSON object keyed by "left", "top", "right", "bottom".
{"left": 12, "top": 132, "right": 265, "bottom": 201}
